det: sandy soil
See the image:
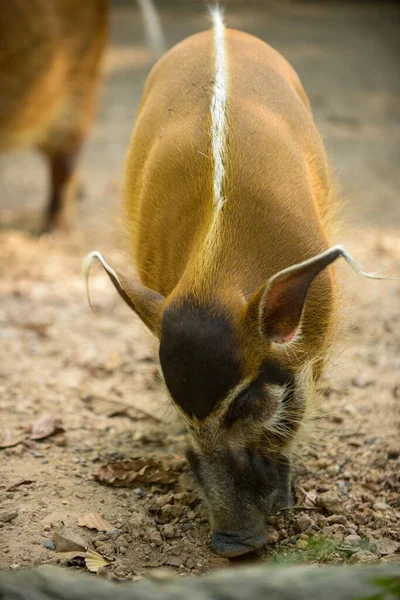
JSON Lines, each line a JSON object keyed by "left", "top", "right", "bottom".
{"left": 0, "top": 0, "right": 399, "bottom": 579}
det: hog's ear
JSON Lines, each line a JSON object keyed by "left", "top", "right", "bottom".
{"left": 246, "top": 246, "right": 345, "bottom": 344}
{"left": 82, "top": 251, "right": 164, "bottom": 337}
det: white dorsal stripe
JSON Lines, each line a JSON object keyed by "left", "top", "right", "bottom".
{"left": 209, "top": 6, "right": 228, "bottom": 210}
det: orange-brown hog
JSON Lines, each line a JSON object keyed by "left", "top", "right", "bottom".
{"left": 84, "top": 9, "right": 379, "bottom": 557}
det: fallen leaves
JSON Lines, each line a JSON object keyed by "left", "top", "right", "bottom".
{"left": 85, "top": 548, "right": 112, "bottom": 573}
{"left": 30, "top": 413, "right": 64, "bottom": 440}
{"left": 0, "top": 413, "right": 64, "bottom": 450}
{"left": 50, "top": 523, "right": 113, "bottom": 574}
{"left": 52, "top": 524, "right": 87, "bottom": 553}
{"left": 78, "top": 512, "right": 116, "bottom": 533}
{"left": 82, "top": 394, "right": 162, "bottom": 423}
{"left": 0, "top": 432, "right": 26, "bottom": 448}
{"left": 96, "top": 457, "right": 183, "bottom": 487}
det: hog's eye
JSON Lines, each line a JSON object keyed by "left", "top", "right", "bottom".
{"left": 225, "top": 386, "right": 254, "bottom": 426}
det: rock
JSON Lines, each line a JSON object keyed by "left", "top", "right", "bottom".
{"left": 149, "top": 531, "right": 162, "bottom": 546}
{"left": 44, "top": 540, "right": 55, "bottom": 551}
{"left": 166, "top": 552, "right": 188, "bottom": 568}
{"left": 296, "top": 514, "right": 313, "bottom": 532}
{"left": 304, "top": 492, "right": 317, "bottom": 507}
{"left": 351, "top": 373, "right": 373, "bottom": 388}
{"left": 336, "top": 481, "right": 348, "bottom": 495}
{"left": 349, "top": 551, "right": 379, "bottom": 564}
{"left": 344, "top": 534, "right": 362, "bottom": 544}
{"left": 375, "top": 539, "right": 400, "bottom": 557}
{"left": 154, "top": 494, "right": 174, "bottom": 508}
{"left": 326, "top": 515, "right": 347, "bottom": 525}
{"left": 0, "top": 509, "right": 19, "bottom": 523}
{"left": 264, "top": 526, "right": 279, "bottom": 544}
{"left": 161, "top": 504, "right": 184, "bottom": 519}
{"left": 317, "top": 491, "right": 343, "bottom": 515}
{"left": 173, "top": 492, "right": 198, "bottom": 507}
{"left": 381, "top": 553, "right": 400, "bottom": 564}
{"left": 129, "top": 513, "right": 145, "bottom": 529}
{"left": 162, "top": 524, "right": 175, "bottom": 539}
{"left": 2, "top": 563, "right": 400, "bottom": 599}
{"left": 374, "top": 455, "right": 387, "bottom": 468}
{"left": 295, "top": 539, "right": 309, "bottom": 550}
{"left": 387, "top": 447, "right": 400, "bottom": 460}
{"left": 373, "top": 502, "right": 389, "bottom": 511}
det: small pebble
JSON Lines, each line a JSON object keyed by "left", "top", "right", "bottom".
{"left": 163, "top": 524, "right": 175, "bottom": 539}
{"left": 149, "top": 531, "right": 162, "bottom": 546}
{"left": 327, "top": 515, "right": 347, "bottom": 525}
{"left": 373, "top": 502, "right": 389, "bottom": 511}
{"left": 44, "top": 540, "right": 55, "bottom": 551}
{"left": 296, "top": 514, "right": 313, "bottom": 532}
{"left": 264, "top": 526, "right": 279, "bottom": 544}
{"left": 349, "top": 550, "right": 378, "bottom": 564}
{"left": 296, "top": 539, "right": 309, "bottom": 550}
{"left": 0, "top": 509, "right": 19, "bottom": 523}
{"left": 318, "top": 491, "right": 344, "bottom": 515}
{"left": 345, "top": 534, "right": 362, "bottom": 544}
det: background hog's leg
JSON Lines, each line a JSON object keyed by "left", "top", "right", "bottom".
{"left": 41, "top": 146, "right": 81, "bottom": 234}
{"left": 38, "top": 1, "right": 108, "bottom": 235}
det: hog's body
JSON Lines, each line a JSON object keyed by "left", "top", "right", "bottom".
{"left": 84, "top": 10, "right": 377, "bottom": 557}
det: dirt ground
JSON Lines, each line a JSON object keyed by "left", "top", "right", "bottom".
{"left": 0, "top": 0, "right": 399, "bottom": 579}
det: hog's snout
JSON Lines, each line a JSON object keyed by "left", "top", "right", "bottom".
{"left": 211, "top": 529, "right": 266, "bottom": 558}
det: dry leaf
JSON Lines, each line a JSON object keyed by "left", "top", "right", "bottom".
{"left": 82, "top": 394, "right": 161, "bottom": 422}
{"left": 7, "top": 479, "right": 34, "bottom": 491}
{"left": 96, "top": 458, "right": 181, "bottom": 487}
{"left": 52, "top": 524, "right": 87, "bottom": 552}
{"left": 165, "top": 552, "right": 188, "bottom": 567}
{"left": 0, "top": 432, "right": 26, "bottom": 448}
{"left": 78, "top": 512, "right": 115, "bottom": 533}
{"left": 30, "top": 413, "right": 64, "bottom": 440}
{"left": 50, "top": 551, "right": 86, "bottom": 568}
{"left": 85, "top": 548, "right": 111, "bottom": 573}
{"left": 81, "top": 394, "right": 127, "bottom": 417}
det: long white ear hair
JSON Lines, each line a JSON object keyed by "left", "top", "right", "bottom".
{"left": 137, "top": 0, "right": 166, "bottom": 60}
{"left": 82, "top": 251, "right": 165, "bottom": 336}
{"left": 246, "top": 244, "right": 398, "bottom": 346}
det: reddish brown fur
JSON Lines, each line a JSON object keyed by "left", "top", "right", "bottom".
{"left": 0, "top": 0, "right": 108, "bottom": 232}
{"left": 125, "top": 28, "right": 337, "bottom": 374}
{"left": 87, "top": 23, "right": 343, "bottom": 555}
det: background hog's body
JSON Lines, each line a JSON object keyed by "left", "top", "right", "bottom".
{"left": 0, "top": 0, "right": 108, "bottom": 232}
{"left": 125, "top": 27, "right": 336, "bottom": 364}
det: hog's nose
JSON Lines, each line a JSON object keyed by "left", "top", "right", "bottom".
{"left": 211, "top": 529, "right": 266, "bottom": 558}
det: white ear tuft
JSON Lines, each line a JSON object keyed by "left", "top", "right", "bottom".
{"left": 81, "top": 251, "right": 121, "bottom": 314}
